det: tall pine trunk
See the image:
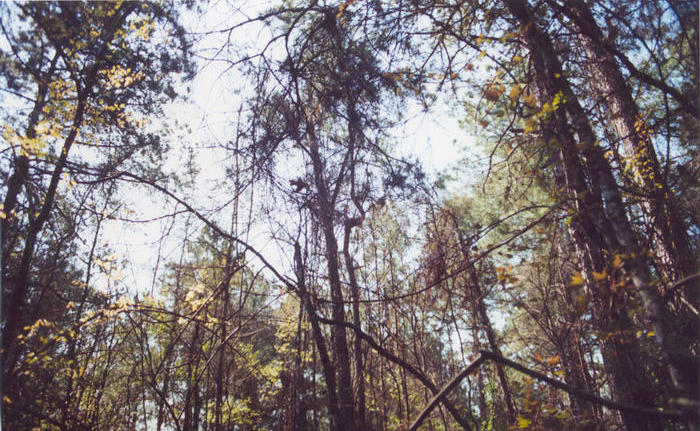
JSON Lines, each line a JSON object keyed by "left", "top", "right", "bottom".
{"left": 565, "top": 0, "right": 696, "bottom": 291}
{"left": 503, "top": 0, "right": 698, "bottom": 428}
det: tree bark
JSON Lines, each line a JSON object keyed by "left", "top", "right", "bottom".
{"left": 503, "top": 0, "right": 698, "bottom": 428}
{"left": 293, "top": 241, "right": 341, "bottom": 429}
{"left": 564, "top": 0, "right": 697, "bottom": 293}
{"left": 343, "top": 222, "right": 368, "bottom": 430}
{"left": 306, "top": 135, "right": 356, "bottom": 431}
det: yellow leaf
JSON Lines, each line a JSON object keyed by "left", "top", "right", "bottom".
{"left": 509, "top": 84, "right": 522, "bottom": 101}
{"left": 570, "top": 273, "right": 585, "bottom": 286}
{"left": 517, "top": 417, "right": 532, "bottom": 428}
{"left": 593, "top": 270, "right": 607, "bottom": 281}
{"left": 522, "top": 93, "right": 537, "bottom": 107}
{"left": 647, "top": 331, "right": 656, "bottom": 338}
{"left": 3, "top": 395, "right": 11, "bottom": 404}
{"left": 546, "top": 355, "right": 560, "bottom": 366}
{"left": 524, "top": 118, "right": 538, "bottom": 133}
{"left": 613, "top": 254, "right": 623, "bottom": 269}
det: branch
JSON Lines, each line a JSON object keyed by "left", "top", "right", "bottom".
{"left": 316, "top": 316, "right": 475, "bottom": 430}
{"left": 408, "top": 350, "right": 686, "bottom": 431}
{"left": 663, "top": 272, "right": 700, "bottom": 302}
{"left": 115, "top": 170, "right": 297, "bottom": 291}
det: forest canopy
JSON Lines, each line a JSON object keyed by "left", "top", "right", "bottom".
{"left": 0, "top": 0, "right": 698, "bottom": 430}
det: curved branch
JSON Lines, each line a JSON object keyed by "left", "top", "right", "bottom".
{"left": 315, "top": 315, "right": 475, "bottom": 430}
{"left": 408, "top": 350, "right": 687, "bottom": 431}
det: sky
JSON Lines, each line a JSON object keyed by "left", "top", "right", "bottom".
{"left": 101, "top": 0, "right": 478, "bottom": 299}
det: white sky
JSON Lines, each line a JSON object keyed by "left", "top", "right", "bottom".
{"left": 102, "top": 1, "right": 477, "bottom": 298}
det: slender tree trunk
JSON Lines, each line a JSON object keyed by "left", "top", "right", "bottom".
{"left": 343, "top": 221, "right": 368, "bottom": 429}
{"left": 448, "top": 212, "right": 517, "bottom": 424}
{"left": 293, "top": 241, "right": 341, "bottom": 429}
{"left": 184, "top": 322, "right": 201, "bottom": 431}
{"left": 291, "top": 299, "right": 307, "bottom": 431}
{"left": 307, "top": 136, "right": 356, "bottom": 431}
{"left": 214, "top": 276, "right": 229, "bottom": 431}
{"left": 555, "top": 336, "right": 598, "bottom": 428}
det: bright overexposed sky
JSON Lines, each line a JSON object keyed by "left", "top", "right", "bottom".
{"left": 103, "top": 1, "right": 479, "bottom": 298}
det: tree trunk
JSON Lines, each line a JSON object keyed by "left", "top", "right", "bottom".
{"left": 293, "top": 241, "right": 341, "bottom": 429}
{"left": 449, "top": 211, "right": 517, "bottom": 424}
{"left": 503, "top": 0, "right": 698, "bottom": 428}
{"left": 307, "top": 135, "right": 356, "bottom": 431}
{"left": 343, "top": 222, "right": 368, "bottom": 429}
{"left": 466, "top": 262, "right": 516, "bottom": 424}
{"left": 565, "top": 0, "right": 697, "bottom": 292}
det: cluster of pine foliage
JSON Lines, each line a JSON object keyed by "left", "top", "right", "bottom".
{"left": 0, "top": 1, "right": 697, "bottom": 430}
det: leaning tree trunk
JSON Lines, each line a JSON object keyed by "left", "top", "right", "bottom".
{"left": 458, "top": 237, "right": 516, "bottom": 424}
{"left": 503, "top": 0, "right": 698, "bottom": 428}
{"left": 565, "top": 0, "right": 696, "bottom": 292}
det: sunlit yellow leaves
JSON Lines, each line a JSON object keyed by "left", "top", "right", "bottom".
{"left": 500, "top": 32, "right": 517, "bottom": 43}
{"left": 3, "top": 125, "right": 49, "bottom": 158}
{"left": 570, "top": 273, "right": 584, "bottom": 287}
{"left": 613, "top": 254, "right": 623, "bottom": 269}
{"left": 496, "top": 265, "right": 518, "bottom": 284}
{"left": 517, "top": 417, "right": 532, "bottom": 428}
{"left": 509, "top": 84, "right": 522, "bottom": 101}
{"left": 336, "top": 0, "right": 357, "bottom": 23}
{"left": 533, "top": 353, "right": 560, "bottom": 367}
{"left": 103, "top": 65, "right": 144, "bottom": 89}
{"left": 552, "top": 91, "right": 566, "bottom": 109}
{"left": 545, "top": 355, "right": 560, "bottom": 366}
{"left": 129, "top": 19, "right": 154, "bottom": 40}
{"left": 92, "top": 253, "right": 126, "bottom": 282}
{"left": 523, "top": 118, "right": 538, "bottom": 133}
{"left": 522, "top": 92, "right": 537, "bottom": 108}
{"left": 593, "top": 270, "right": 607, "bottom": 281}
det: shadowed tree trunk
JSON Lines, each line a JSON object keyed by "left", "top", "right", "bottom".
{"left": 503, "top": 0, "right": 698, "bottom": 428}
{"left": 294, "top": 241, "right": 341, "bottom": 429}
{"left": 563, "top": 0, "right": 696, "bottom": 291}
